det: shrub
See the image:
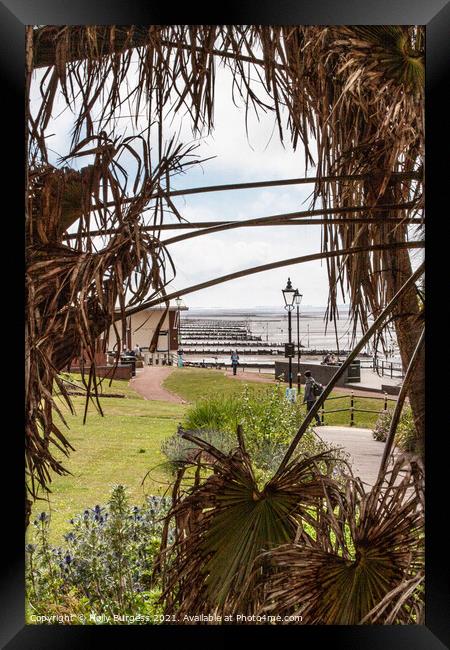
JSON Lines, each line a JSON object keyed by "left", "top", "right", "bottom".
{"left": 372, "top": 406, "right": 418, "bottom": 452}
{"left": 162, "top": 385, "right": 348, "bottom": 482}
{"left": 184, "top": 395, "right": 240, "bottom": 432}
{"left": 26, "top": 486, "right": 171, "bottom": 624}
{"left": 161, "top": 427, "right": 235, "bottom": 473}
{"left": 395, "top": 407, "right": 418, "bottom": 452}
{"left": 372, "top": 408, "right": 393, "bottom": 442}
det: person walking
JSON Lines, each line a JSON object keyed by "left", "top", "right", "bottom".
{"left": 303, "top": 370, "right": 322, "bottom": 425}
{"left": 230, "top": 350, "right": 240, "bottom": 376}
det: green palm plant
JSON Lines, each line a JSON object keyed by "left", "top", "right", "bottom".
{"left": 252, "top": 456, "right": 424, "bottom": 625}
{"left": 158, "top": 429, "right": 343, "bottom": 618}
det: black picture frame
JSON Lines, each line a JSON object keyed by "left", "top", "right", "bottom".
{"left": 3, "top": 1, "right": 448, "bottom": 647}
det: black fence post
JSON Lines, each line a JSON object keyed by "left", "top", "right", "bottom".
{"left": 350, "top": 392, "right": 355, "bottom": 427}
{"left": 390, "top": 362, "right": 393, "bottom": 379}
{"left": 384, "top": 392, "right": 388, "bottom": 411}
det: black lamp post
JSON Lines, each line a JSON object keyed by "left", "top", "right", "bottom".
{"left": 294, "top": 289, "right": 303, "bottom": 376}
{"left": 175, "top": 297, "right": 184, "bottom": 367}
{"left": 282, "top": 278, "right": 296, "bottom": 388}
{"left": 175, "top": 297, "right": 182, "bottom": 348}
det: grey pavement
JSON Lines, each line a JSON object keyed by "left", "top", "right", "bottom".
{"left": 314, "top": 425, "right": 386, "bottom": 487}
{"left": 346, "top": 367, "right": 402, "bottom": 392}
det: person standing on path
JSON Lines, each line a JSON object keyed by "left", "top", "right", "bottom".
{"left": 303, "top": 370, "right": 322, "bottom": 425}
{"left": 231, "top": 350, "right": 240, "bottom": 376}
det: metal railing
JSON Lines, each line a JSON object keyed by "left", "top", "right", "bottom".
{"left": 361, "top": 357, "right": 404, "bottom": 378}
{"left": 182, "top": 359, "right": 272, "bottom": 371}
{"left": 316, "top": 391, "right": 397, "bottom": 427}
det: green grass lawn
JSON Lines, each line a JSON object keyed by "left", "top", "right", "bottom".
{"left": 30, "top": 369, "right": 387, "bottom": 545}
{"left": 30, "top": 382, "right": 186, "bottom": 544}
{"left": 163, "top": 367, "right": 269, "bottom": 402}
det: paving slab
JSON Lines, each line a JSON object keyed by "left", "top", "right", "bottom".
{"left": 314, "top": 425, "right": 386, "bottom": 487}
{"left": 346, "top": 368, "right": 402, "bottom": 393}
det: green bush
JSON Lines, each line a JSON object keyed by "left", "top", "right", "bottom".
{"left": 395, "top": 407, "right": 418, "bottom": 452}
{"left": 162, "top": 385, "right": 348, "bottom": 482}
{"left": 184, "top": 395, "right": 240, "bottom": 432}
{"left": 161, "top": 427, "right": 235, "bottom": 472}
{"left": 372, "top": 408, "right": 394, "bottom": 442}
{"left": 372, "top": 406, "right": 418, "bottom": 452}
{"left": 26, "top": 486, "right": 170, "bottom": 624}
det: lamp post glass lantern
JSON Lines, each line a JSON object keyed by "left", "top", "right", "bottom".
{"left": 283, "top": 278, "right": 296, "bottom": 389}
{"left": 282, "top": 278, "right": 296, "bottom": 310}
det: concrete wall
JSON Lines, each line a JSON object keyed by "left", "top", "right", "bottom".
{"left": 105, "top": 310, "right": 176, "bottom": 352}
{"left": 382, "top": 383, "right": 401, "bottom": 395}
{"left": 70, "top": 365, "right": 132, "bottom": 380}
{"left": 274, "top": 360, "right": 353, "bottom": 387}
{"left": 129, "top": 310, "right": 173, "bottom": 350}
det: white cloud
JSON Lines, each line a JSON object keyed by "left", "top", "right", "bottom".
{"left": 165, "top": 65, "right": 316, "bottom": 183}
{"left": 31, "top": 55, "right": 333, "bottom": 309}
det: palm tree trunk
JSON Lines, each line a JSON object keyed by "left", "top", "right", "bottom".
{"left": 365, "top": 167, "right": 425, "bottom": 457}
{"left": 385, "top": 243, "right": 425, "bottom": 457}
{"left": 378, "top": 328, "right": 425, "bottom": 476}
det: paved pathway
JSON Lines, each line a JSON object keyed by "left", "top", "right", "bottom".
{"left": 130, "top": 366, "right": 186, "bottom": 403}
{"left": 346, "top": 367, "right": 402, "bottom": 393}
{"left": 313, "top": 425, "right": 386, "bottom": 487}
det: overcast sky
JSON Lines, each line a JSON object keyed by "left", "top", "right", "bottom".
{"left": 154, "top": 64, "right": 333, "bottom": 309}
{"left": 32, "top": 59, "right": 421, "bottom": 312}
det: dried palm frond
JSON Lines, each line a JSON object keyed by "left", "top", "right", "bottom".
{"left": 157, "top": 429, "right": 344, "bottom": 618}
{"left": 25, "top": 126, "right": 204, "bottom": 522}
{"left": 29, "top": 24, "right": 424, "bottom": 360}
{"left": 254, "top": 456, "right": 424, "bottom": 624}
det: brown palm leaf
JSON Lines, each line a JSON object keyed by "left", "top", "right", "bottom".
{"left": 254, "top": 456, "right": 424, "bottom": 624}
{"left": 158, "top": 429, "right": 345, "bottom": 619}
{"left": 26, "top": 25, "right": 425, "bottom": 519}
{"left": 25, "top": 131, "right": 204, "bottom": 522}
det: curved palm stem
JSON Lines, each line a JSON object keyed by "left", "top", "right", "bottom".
{"left": 124, "top": 241, "right": 423, "bottom": 318}
{"left": 162, "top": 202, "right": 417, "bottom": 247}
{"left": 63, "top": 213, "right": 422, "bottom": 241}
{"left": 81, "top": 170, "right": 420, "bottom": 213}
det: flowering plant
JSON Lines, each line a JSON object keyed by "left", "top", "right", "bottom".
{"left": 26, "top": 486, "right": 171, "bottom": 623}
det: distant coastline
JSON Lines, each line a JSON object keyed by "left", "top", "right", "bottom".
{"left": 184, "top": 305, "right": 352, "bottom": 319}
